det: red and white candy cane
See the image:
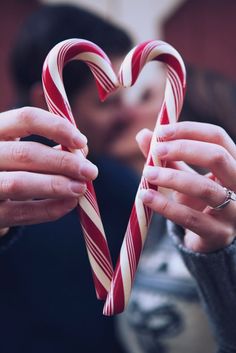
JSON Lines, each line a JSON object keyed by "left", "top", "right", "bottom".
{"left": 42, "top": 39, "right": 118, "bottom": 300}
{"left": 103, "top": 40, "right": 186, "bottom": 315}
{"left": 42, "top": 38, "right": 186, "bottom": 315}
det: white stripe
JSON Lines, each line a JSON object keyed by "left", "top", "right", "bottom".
{"left": 119, "top": 237, "right": 132, "bottom": 307}
{"left": 135, "top": 191, "right": 149, "bottom": 245}
{"left": 82, "top": 226, "right": 113, "bottom": 278}
{"left": 74, "top": 52, "right": 118, "bottom": 87}
{"left": 165, "top": 78, "right": 176, "bottom": 124}
{"left": 119, "top": 47, "right": 136, "bottom": 87}
{"left": 79, "top": 195, "right": 106, "bottom": 238}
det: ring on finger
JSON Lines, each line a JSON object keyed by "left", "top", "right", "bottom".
{"left": 209, "top": 187, "right": 236, "bottom": 210}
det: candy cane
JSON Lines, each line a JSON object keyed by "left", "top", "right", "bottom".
{"left": 42, "top": 39, "right": 186, "bottom": 315}
{"left": 42, "top": 39, "right": 118, "bottom": 300}
{"left": 103, "top": 40, "right": 186, "bottom": 315}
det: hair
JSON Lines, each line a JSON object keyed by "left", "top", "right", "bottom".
{"left": 10, "top": 4, "right": 133, "bottom": 105}
{"left": 181, "top": 64, "right": 236, "bottom": 142}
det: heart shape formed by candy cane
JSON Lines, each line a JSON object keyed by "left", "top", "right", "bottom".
{"left": 42, "top": 39, "right": 186, "bottom": 316}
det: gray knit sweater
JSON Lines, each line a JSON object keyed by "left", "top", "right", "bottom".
{"left": 168, "top": 221, "right": 236, "bottom": 353}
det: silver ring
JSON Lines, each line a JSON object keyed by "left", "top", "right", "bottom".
{"left": 211, "top": 187, "right": 236, "bottom": 210}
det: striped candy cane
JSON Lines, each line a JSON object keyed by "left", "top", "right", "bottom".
{"left": 42, "top": 38, "right": 186, "bottom": 315}
{"left": 42, "top": 39, "right": 118, "bottom": 300}
{"left": 103, "top": 40, "right": 186, "bottom": 315}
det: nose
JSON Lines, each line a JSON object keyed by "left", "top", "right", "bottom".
{"left": 115, "top": 90, "right": 141, "bottom": 124}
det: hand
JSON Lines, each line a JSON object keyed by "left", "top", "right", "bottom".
{"left": 0, "top": 107, "right": 98, "bottom": 231}
{"left": 137, "top": 121, "right": 236, "bottom": 252}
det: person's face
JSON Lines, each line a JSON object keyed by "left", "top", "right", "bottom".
{"left": 71, "top": 57, "right": 132, "bottom": 157}
{"left": 108, "top": 67, "right": 166, "bottom": 172}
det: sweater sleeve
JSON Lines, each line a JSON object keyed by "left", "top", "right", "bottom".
{"left": 167, "top": 221, "right": 236, "bottom": 353}
{"left": 0, "top": 227, "right": 23, "bottom": 255}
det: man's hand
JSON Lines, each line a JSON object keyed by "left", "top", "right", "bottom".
{"left": 0, "top": 107, "right": 97, "bottom": 230}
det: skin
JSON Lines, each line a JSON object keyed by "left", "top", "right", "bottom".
{"left": 0, "top": 56, "right": 134, "bottom": 235}
{"left": 0, "top": 107, "right": 98, "bottom": 231}
{"left": 137, "top": 121, "right": 236, "bottom": 253}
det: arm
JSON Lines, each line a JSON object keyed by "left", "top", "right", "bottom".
{"left": 137, "top": 122, "right": 236, "bottom": 352}
{"left": 0, "top": 107, "right": 97, "bottom": 249}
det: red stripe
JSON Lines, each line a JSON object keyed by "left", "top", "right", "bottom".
{"left": 160, "top": 103, "right": 170, "bottom": 125}
{"left": 42, "top": 66, "right": 73, "bottom": 122}
{"left": 103, "top": 262, "right": 125, "bottom": 315}
{"left": 77, "top": 207, "right": 113, "bottom": 267}
{"left": 158, "top": 53, "right": 185, "bottom": 88}
{"left": 83, "top": 226, "right": 113, "bottom": 279}
{"left": 131, "top": 40, "right": 153, "bottom": 84}
{"left": 64, "top": 41, "right": 108, "bottom": 62}
{"left": 92, "top": 271, "right": 108, "bottom": 300}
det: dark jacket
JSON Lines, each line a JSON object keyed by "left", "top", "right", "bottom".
{"left": 0, "top": 156, "right": 139, "bottom": 353}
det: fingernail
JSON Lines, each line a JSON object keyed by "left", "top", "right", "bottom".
{"left": 73, "top": 132, "right": 87, "bottom": 146}
{"left": 153, "top": 143, "right": 168, "bottom": 157}
{"left": 139, "top": 189, "right": 154, "bottom": 203}
{"left": 80, "top": 160, "right": 98, "bottom": 179}
{"left": 157, "top": 125, "right": 175, "bottom": 140}
{"left": 135, "top": 128, "right": 150, "bottom": 143}
{"left": 143, "top": 166, "right": 159, "bottom": 181}
{"left": 70, "top": 182, "right": 87, "bottom": 194}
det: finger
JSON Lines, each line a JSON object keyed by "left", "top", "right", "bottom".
{"left": 0, "top": 141, "right": 98, "bottom": 181}
{"left": 136, "top": 128, "right": 152, "bottom": 158}
{"left": 0, "top": 171, "right": 87, "bottom": 201}
{"left": 139, "top": 189, "right": 232, "bottom": 246}
{"left": 143, "top": 166, "right": 228, "bottom": 209}
{"left": 0, "top": 198, "right": 78, "bottom": 227}
{"left": 166, "top": 160, "right": 197, "bottom": 174}
{"left": 163, "top": 161, "right": 201, "bottom": 209}
{"left": 173, "top": 191, "right": 206, "bottom": 211}
{"left": 153, "top": 139, "right": 236, "bottom": 189}
{"left": 54, "top": 144, "right": 88, "bottom": 157}
{"left": 184, "top": 228, "right": 235, "bottom": 253}
{"left": 0, "top": 107, "right": 87, "bottom": 149}
{"left": 157, "top": 121, "right": 236, "bottom": 159}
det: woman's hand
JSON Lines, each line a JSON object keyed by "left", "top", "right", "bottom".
{"left": 137, "top": 121, "right": 236, "bottom": 252}
{"left": 0, "top": 107, "right": 97, "bottom": 231}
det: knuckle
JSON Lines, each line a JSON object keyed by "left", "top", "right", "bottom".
{"left": 56, "top": 152, "right": 73, "bottom": 172}
{"left": 199, "top": 181, "right": 219, "bottom": 200}
{"left": 12, "top": 204, "right": 30, "bottom": 224}
{"left": 176, "top": 140, "right": 186, "bottom": 156}
{"left": 159, "top": 198, "right": 170, "bottom": 214}
{"left": 173, "top": 191, "right": 184, "bottom": 203}
{"left": 213, "top": 126, "right": 228, "bottom": 144}
{"left": 165, "top": 169, "right": 178, "bottom": 185}
{"left": 50, "top": 176, "right": 65, "bottom": 195}
{"left": 183, "top": 212, "right": 198, "bottom": 230}
{"left": 54, "top": 120, "right": 68, "bottom": 137}
{"left": 44, "top": 204, "right": 59, "bottom": 221}
{"left": 212, "top": 146, "right": 229, "bottom": 168}
{"left": 0, "top": 176, "right": 21, "bottom": 197}
{"left": 10, "top": 143, "right": 32, "bottom": 163}
{"left": 17, "top": 106, "right": 35, "bottom": 125}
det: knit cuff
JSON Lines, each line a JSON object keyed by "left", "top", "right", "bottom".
{"left": 167, "top": 221, "right": 236, "bottom": 351}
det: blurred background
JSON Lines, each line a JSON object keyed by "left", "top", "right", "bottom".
{"left": 1, "top": 0, "right": 236, "bottom": 112}
{"left": 1, "top": 3, "right": 235, "bottom": 352}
